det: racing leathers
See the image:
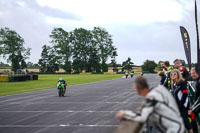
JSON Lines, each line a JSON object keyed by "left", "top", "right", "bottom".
{"left": 170, "top": 80, "right": 192, "bottom": 131}
{"left": 58, "top": 79, "right": 66, "bottom": 93}
{"left": 123, "top": 85, "right": 185, "bottom": 133}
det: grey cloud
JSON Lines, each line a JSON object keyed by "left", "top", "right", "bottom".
{"left": 0, "top": 0, "right": 200, "bottom": 65}
{"left": 16, "top": 0, "right": 82, "bottom": 20}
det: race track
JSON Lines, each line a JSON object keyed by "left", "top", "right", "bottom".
{"left": 0, "top": 74, "right": 159, "bottom": 133}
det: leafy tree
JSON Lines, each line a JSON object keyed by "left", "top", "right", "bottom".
{"left": 122, "top": 57, "right": 134, "bottom": 72}
{"left": 27, "top": 62, "right": 39, "bottom": 68}
{"left": 0, "top": 27, "right": 31, "bottom": 72}
{"left": 71, "top": 28, "right": 92, "bottom": 72}
{"left": 50, "top": 28, "right": 72, "bottom": 73}
{"left": 142, "top": 60, "right": 157, "bottom": 73}
{"left": 155, "top": 61, "right": 163, "bottom": 71}
{"left": 92, "top": 27, "right": 117, "bottom": 72}
{"left": 38, "top": 45, "right": 60, "bottom": 72}
{"left": 88, "top": 52, "right": 101, "bottom": 72}
{"left": 110, "top": 51, "right": 118, "bottom": 72}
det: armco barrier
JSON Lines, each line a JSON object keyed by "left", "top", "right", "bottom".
{"left": 91, "top": 72, "right": 104, "bottom": 74}
{"left": 117, "top": 72, "right": 125, "bottom": 74}
{"left": 0, "top": 75, "right": 9, "bottom": 82}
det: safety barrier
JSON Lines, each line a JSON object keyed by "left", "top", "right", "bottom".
{"left": 0, "top": 75, "right": 9, "bottom": 82}
{"left": 0, "top": 74, "right": 38, "bottom": 82}
{"left": 91, "top": 72, "right": 104, "bottom": 74}
{"left": 116, "top": 72, "right": 125, "bottom": 74}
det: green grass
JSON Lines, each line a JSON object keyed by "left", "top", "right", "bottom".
{"left": 0, "top": 73, "right": 123, "bottom": 96}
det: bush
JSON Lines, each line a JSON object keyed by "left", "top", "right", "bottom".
{"left": 142, "top": 60, "right": 157, "bottom": 73}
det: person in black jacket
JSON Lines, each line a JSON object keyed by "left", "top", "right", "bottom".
{"left": 158, "top": 71, "right": 166, "bottom": 85}
{"left": 170, "top": 69, "right": 193, "bottom": 133}
{"left": 190, "top": 67, "right": 200, "bottom": 119}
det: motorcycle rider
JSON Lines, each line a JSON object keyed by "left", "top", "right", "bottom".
{"left": 58, "top": 77, "right": 67, "bottom": 93}
{"left": 116, "top": 76, "right": 185, "bottom": 133}
{"left": 125, "top": 71, "right": 129, "bottom": 78}
{"left": 131, "top": 71, "right": 134, "bottom": 78}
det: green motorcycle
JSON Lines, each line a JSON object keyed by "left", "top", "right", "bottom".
{"left": 57, "top": 82, "right": 65, "bottom": 97}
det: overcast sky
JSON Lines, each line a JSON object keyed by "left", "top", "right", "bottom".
{"left": 0, "top": 0, "right": 199, "bottom": 65}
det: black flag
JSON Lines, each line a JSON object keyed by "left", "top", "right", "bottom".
{"left": 195, "top": 0, "right": 200, "bottom": 71}
{"left": 180, "top": 26, "right": 192, "bottom": 70}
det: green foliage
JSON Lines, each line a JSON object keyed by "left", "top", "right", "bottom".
{"left": 0, "top": 27, "right": 31, "bottom": 72}
{"left": 50, "top": 28, "right": 72, "bottom": 73}
{"left": 122, "top": 57, "right": 134, "bottom": 72}
{"left": 71, "top": 28, "right": 92, "bottom": 72}
{"left": 155, "top": 61, "right": 163, "bottom": 71}
{"left": 142, "top": 60, "right": 157, "bottom": 73}
{"left": 48, "top": 27, "right": 117, "bottom": 73}
{"left": 38, "top": 45, "right": 60, "bottom": 72}
{"left": 27, "top": 62, "right": 39, "bottom": 68}
{"left": 92, "top": 27, "right": 117, "bottom": 72}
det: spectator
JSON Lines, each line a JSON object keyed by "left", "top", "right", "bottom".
{"left": 170, "top": 69, "right": 193, "bottom": 133}
{"left": 190, "top": 67, "right": 200, "bottom": 133}
{"left": 160, "top": 61, "right": 167, "bottom": 74}
{"left": 163, "top": 61, "right": 173, "bottom": 89}
{"left": 115, "top": 76, "right": 185, "bottom": 133}
{"left": 158, "top": 71, "right": 166, "bottom": 85}
{"left": 191, "top": 67, "right": 200, "bottom": 100}
{"left": 174, "top": 59, "right": 189, "bottom": 81}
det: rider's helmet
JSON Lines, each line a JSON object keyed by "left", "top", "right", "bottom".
{"left": 59, "top": 77, "right": 63, "bottom": 81}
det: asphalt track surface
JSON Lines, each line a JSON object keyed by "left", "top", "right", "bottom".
{"left": 0, "top": 74, "right": 159, "bottom": 133}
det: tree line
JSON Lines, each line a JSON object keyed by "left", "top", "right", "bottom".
{"left": 38, "top": 27, "right": 117, "bottom": 73}
{"left": 0, "top": 27, "right": 118, "bottom": 73}
{"left": 0, "top": 27, "right": 174, "bottom": 73}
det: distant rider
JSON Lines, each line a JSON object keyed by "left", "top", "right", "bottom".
{"left": 125, "top": 71, "right": 128, "bottom": 78}
{"left": 131, "top": 71, "right": 134, "bottom": 78}
{"left": 58, "top": 77, "right": 67, "bottom": 93}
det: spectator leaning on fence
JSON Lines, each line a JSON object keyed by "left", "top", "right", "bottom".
{"left": 169, "top": 69, "right": 193, "bottom": 133}
{"left": 116, "top": 76, "right": 185, "bottom": 133}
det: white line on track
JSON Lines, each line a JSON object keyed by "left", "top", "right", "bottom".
{"left": 0, "top": 124, "right": 118, "bottom": 127}
{"left": 0, "top": 110, "right": 118, "bottom": 113}
{"left": 4, "top": 101, "right": 128, "bottom": 104}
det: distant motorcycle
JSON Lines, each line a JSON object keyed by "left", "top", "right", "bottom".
{"left": 57, "top": 82, "right": 65, "bottom": 97}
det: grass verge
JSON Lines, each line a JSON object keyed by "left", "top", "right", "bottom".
{"left": 0, "top": 74, "right": 123, "bottom": 96}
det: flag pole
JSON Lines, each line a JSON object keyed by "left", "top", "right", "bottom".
{"left": 195, "top": 0, "right": 200, "bottom": 68}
